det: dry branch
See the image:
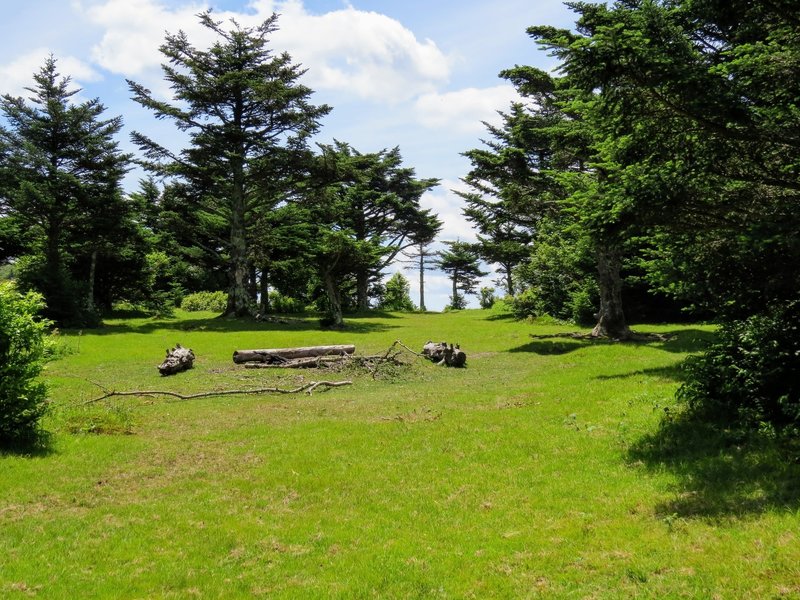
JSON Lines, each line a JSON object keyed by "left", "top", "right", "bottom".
{"left": 83, "top": 380, "right": 352, "bottom": 405}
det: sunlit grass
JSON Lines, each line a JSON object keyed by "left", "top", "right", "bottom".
{"left": 2, "top": 306, "right": 799, "bottom": 598}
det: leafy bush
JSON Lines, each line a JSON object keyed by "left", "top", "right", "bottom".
{"left": 478, "top": 287, "right": 496, "bottom": 309}
{"left": 181, "top": 291, "right": 227, "bottom": 313}
{"left": 678, "top": 300, "right": 800, "bottom": 433}
{"left": 0, "top": 281, "right": 51, "bottom": 448}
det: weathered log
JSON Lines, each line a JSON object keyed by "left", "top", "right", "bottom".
{"left": 232, "top": 344, "right": 355, "bottom": 364}
{"left": 421, "top": 341, "right": 466, "bottom": 368}
{"left": 244, "top": 356, "right": 347, "bottom": 369}
{"left": 158, "top": 344, "right": 195, "bottom": 376}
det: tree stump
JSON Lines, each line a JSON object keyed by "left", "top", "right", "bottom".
{"left": 158, "top": 344, "right": 195, "bottom": 376}
{"left": 422, "top": 341, "right": 466, "bottom": 367}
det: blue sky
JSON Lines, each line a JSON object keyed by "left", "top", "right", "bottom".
{"left": 0, "top": 0, "right": 577, "bottom": 310}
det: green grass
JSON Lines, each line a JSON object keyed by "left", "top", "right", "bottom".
{"left": 2, "top": 307, "right": 800, "bottom": 598}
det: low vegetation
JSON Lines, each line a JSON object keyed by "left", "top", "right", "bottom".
{"left": 2, "top": 307, "right": 799, "bottom": 598}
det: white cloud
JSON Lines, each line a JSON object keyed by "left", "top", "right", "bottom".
{"left": 0, "top": 48, "right": 101, "bottom": 98}
{"left": 80, "top": 0, "right": 452, "bottom": 102}
{"left": 414, "top": 84, "right": 522, "bottom": 133}
{"left": 84, "top": 0, "right": 211, "bottom": 77}
{"left": 272, "top": 1, "right": 451, "bottom": 102}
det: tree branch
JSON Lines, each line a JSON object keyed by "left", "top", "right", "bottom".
{"left": 81, "top": 380, "right": 352, "bottom": 404}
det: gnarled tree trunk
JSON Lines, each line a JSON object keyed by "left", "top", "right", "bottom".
{"left": 324, "top": 271, "right": 344, "bottom": 327}
{"left": 591, "top": 243, "right": 630, "bottom": 339}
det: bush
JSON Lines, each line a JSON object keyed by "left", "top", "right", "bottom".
{"left": 678, "top": 300, "right": 800, "bottom": 433}
{"left": 479, "top": 287, "right": 496, "bottom": 309}
{"left": 0, "top": 281, "right": 51, "bottom": 448}
{"left": 267, "top": 291, "right": 306, "bottom": 314}
{"left": 181, "top": 291, "right": 227, "bottom": 313}
{"left": 445, "top": 293, "right": 467, "bottom": 311}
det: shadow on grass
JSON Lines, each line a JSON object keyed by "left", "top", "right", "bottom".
{"left": 629, "top": 415, "right": 800, "bottom": 518}
{"left": 483, "top": 312, "right": 517, "bottom": 322}
{"left": 0, "top": 434, "right": 55, "bottom": 458}
{"left": 509, "top": 328, "right": 716, "bottom": 356}
{"left": 73, "top": 314, "right": 399, "bottom": 336}
{"left": 596, "top": 364, "right": 685, "bottom": 383}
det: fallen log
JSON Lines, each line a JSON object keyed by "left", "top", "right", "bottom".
{"left": 244, "top": 355, "right": 348, "bottom": 369}
{"left": 158, "top": 344, "right": 195, "bottom": 376}
{"left": 233, "top": 344, "right": 355, "bottom": 364}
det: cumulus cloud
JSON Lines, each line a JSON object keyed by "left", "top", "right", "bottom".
{"left": 80, "top": 0, "right": 451, "bottom": 102}
{"left": 0, "top": 48, "right": 102, "bottom": 98}
{"left": 83, "top": 0, "right": 211, "bottom": 76}
{"left": 414, "top": 84, "right": 523, "bottom": 133}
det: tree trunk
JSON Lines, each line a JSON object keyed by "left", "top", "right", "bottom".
{"left": 451, "top": 269, "right": 459, "bottom": 307}
{"left": 45, "top": 218, "right": 61, "bottom": 283}
{"left": 504, "top": 266, "right": 514, "bottom": 297}
{"left": 259, "top": 267, "right": 270, "bottom": 314}
{"left": 248, "top": 263, "right": 258, "bottom": 303}
{"left": 87, "top": 248, "right": 97, "bottom": 314}
{"left": 324, "top": 271, "right": 344, "bottom": 327}
{"left": 356, "top": 270, "right": 369, "bottom": 311}
{"left": 591, "top": 243, "right": 630, "bottom": 339}
{"left": 226, "top": 158, "right": 251, "bottom": 317}
{"left": 418, "top": 252, "right": 426, "bottom": 312}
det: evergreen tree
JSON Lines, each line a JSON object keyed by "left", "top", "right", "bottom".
{"left": 531, "top": 0, "right": 800, "bottom": 428}
{"left": 0, "top": 56, "right": 129, "bottom": 325}
{"left": 128, "top": 12, "right": 330, "bottom": 317}
{"left": 314, "top": 141, "right": 440, "bottom": 310}
{"left": 379, "top": 272, "right": 415, "bottom": 312}
{"left": 436, "top": 241, "right": 487, "bottom": 310}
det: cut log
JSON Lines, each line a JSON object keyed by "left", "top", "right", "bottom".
{"left": 233, "top": 344, "right": 355, "bottom": 364}
{"left": 158, "top": 344, "right": 195, "bottom": 376}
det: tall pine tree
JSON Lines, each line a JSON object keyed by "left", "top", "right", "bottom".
{"left": 129, "top": 12, "right": 330, "bottom": 317}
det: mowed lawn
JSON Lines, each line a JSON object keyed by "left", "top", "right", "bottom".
{"left": 2, "top": 307, "right": 799, "bottom": 598}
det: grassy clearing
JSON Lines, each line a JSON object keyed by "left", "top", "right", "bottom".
{"left": 2, "top": 307, "right": 799, "bottom": 598}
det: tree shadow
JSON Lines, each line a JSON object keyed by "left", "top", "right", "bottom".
{"left": 509, "top": 328, "right": 716, "bottom": 356}
{"left": 628, "top": 415, "right": 800, "bottom": 519}
{"left": 595, "top": 364, "right": 685, "bottom": 383}
{"left": 483, "top": 312, "right": 516, "bottom": 322}
{"left": 509, "top": 338, "right": 605, "bottom": 355}
{"left": 68, "top": 314, "right": 398, "bottom": 336}
{"left": 0, "top": 433, "right": 55, "bottom": 458}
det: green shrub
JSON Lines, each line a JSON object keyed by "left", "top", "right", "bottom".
{"left": 479, "top": 287, "right": 496, "bottom": 309}
{"left": 0, "top": 281, "right": 51, "bottom": 448}
{"left": 181, "top": 291, "right": 227, "bottom": 313}
{"left": 678, "top": 300, "right": 800, "bottom": 433}
{"left": 268, "top": 291, "right": 306, "bottom": 314}
{"left": 445, "top": 293, "right": 467, "bottom": 311}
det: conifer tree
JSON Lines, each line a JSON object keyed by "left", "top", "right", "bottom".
{"left": 0, "top": 56, "right": 128, "bottom": 324}
{"left": 129, "top": 12, "right": 330, "bottom": 317}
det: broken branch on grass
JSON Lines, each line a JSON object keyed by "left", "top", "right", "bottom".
{"left": 81, "top": 380, "right": 353, "bottom": 405}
